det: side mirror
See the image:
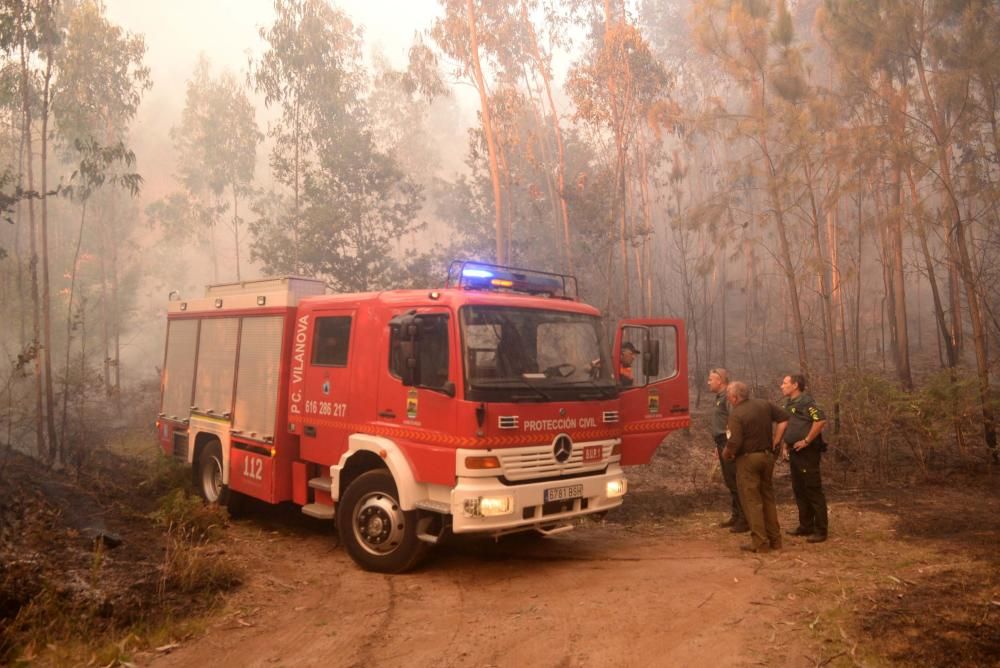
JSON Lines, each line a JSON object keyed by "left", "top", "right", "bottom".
{"left": 398, "top": 340, "right": 418, "bottom": 386}
{"left": 441, "top": 380, "right": 456, "bottom": 398}
{"left": 645, "top": 339, "right": 661, "bottom": 377}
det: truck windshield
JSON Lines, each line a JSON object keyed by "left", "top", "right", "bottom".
{"left": 460, "top": 306, "right": 616, "bottom": 402}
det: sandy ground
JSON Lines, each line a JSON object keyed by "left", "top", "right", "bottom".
{"left": 148, "top": 507, "right": 816, "bottom": 668}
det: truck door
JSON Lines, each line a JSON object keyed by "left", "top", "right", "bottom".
{"left": 375, "top": 309, "right": 457, "bottom": 484}
{"left": 614, "top": 319, "right": 688, "bottom": 465}
{"left": 299, "top": 310, "right": 355, "bottom": 463}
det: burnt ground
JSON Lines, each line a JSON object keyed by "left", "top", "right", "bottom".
{"left": 622, "top": 429, "right": 1000, "bottom": 667}
{"left": 0, "top": 444, "right": 240, "bottom": 665}
{"left": 1, "top": 426, "right": 998, "bottom": 666}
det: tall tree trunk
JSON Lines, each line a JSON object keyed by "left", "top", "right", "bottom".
{"left": 40, "top": 49, "right": 58, "bottom": 464}
{"left": 465, "top": 0, "right": 505, "bottom": 263}
{"left": 19, "top": 19, "right": 44, "bottom": 461}
{"left": 13, "top": 109, "right": 26, "bottom": 347}
{"left": 61, "top": 200, "right": 87, "bottom": 456}
{"left": 109, "top": 195, "right": 121, "bottom": 400}
{"left": 906, "top": 166, "right": 956, "bottom": 367}
{"left": 914, "top": 51, "right": 997, "bottom": 458}
{"left": 804, "top": 161, "right": 837, "bottom": 377}
{"left": 888, "top": 167, "right": 912, "bottom": 389}
{"left": 293, "top": 94, "right": 301, "bottom": 273}
{"left": 520, "top": 0, "right": 572, "bottom": 274}
{"left": 827, "top": 191, "right": 848, "bottom": 366}
{"left": 99, "top": 230, "right": 111, "bottom": 396}
{"left": 767, "top": 169, "right": 809, "bottom": 375}
{"left": 233, "top": 188, "right": 241, "bottom": 281}
{"left": 854, "top": 186, "right": 864, "bottom": 368}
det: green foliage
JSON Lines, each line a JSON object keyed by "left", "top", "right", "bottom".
{"left": 248, "top": 0, "right": 427, "bottom": 290}
{"left": 171, "top": 56, "right": 259, "bottom": 201}
{"left": 52, "top": 0, "right": 151, "bottom": 156}
{"left": 835, "top": 369, "right": 990, "bottom": 479}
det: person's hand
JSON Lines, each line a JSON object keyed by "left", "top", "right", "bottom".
{"left": 781, "top": 444, "right": 789, "bottom": 461}
{"left": 793, "top": 439, "right": 809, "bottom": 451}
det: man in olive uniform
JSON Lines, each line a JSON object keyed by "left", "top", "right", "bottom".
{"left": 722, "top": 381, "right": 789, "bottom": 553}
{"left": 775, "top": 374, "right": 829, "bottom": 543}
{"left": 708, "top": 368, "right": 747, "bottom": 532}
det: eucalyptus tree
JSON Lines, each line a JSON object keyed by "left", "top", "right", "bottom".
{"left": 249, "top": 0, "right": 424, "bottom": 291}
{"left": 566, "top": 2, "right": 672, "bottom": 317}
{"left": 170, "top": 55, "right": 259, "bottom": 282}
{"left": 691, "top": 0, "right": 816, "bottom": 375}
{"left": 52, "top": 0, "right": 149, "bottom": 427}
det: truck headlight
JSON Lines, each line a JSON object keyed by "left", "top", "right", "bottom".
{"left": 463, "top": 496, "right": 514, "bottom": 517}
{"left": 606, "top": 479, "right": 627, "bottom": 498}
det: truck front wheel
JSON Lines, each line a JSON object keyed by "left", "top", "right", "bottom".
{"left": 337, "top": 470, "right": 428, "bottom": 573}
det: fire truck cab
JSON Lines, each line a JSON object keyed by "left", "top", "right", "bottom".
{"left": 157, "top": 263, "right": 689, "bottom": 572}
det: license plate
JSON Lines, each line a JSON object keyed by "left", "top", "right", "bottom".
{"left": 583, "top": 445, "right": 602, "bottom": 462}
{"left": 545, "top": 484, "right": 583, "bottom": 502}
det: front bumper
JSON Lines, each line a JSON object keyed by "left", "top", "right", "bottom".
{"left": 450, "top": 466, "right": 627, "bottom": 534}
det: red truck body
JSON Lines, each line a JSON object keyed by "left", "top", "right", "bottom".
{"left": 157, "top": 265, "right": 689, "bottom": 572}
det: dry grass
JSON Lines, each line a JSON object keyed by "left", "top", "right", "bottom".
{"left": 0, "top": 449, "right": 245, "bottom": 666}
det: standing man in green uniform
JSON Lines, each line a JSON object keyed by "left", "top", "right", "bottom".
{"left": 775, "top": 374, "right": 829, "bottom": 543}
{"left": 708, "top": 368, "right": 747, "bottom": 532}
{"left": 722, "top": 381, "right": 789, "bottom": 553}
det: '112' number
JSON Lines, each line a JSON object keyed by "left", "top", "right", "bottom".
{"left": 242, "top": 456, "right": 263, "bottom": 481}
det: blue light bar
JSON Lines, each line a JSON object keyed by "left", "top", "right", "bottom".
{"left": 447, "top": 260, "right": 579, "bottom": 300}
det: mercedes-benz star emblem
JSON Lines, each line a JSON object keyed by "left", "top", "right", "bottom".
{"left": 553, "top": 435, "right": 573, "bottom": 463}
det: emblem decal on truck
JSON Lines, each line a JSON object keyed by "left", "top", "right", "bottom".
{"left": 406, "top": 389, "right": 418, "bottom": 419}
{"left": 553, "top": 435, "right": 573, "bottom": 463}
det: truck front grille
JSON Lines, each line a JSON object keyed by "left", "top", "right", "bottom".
{"left": 497, "top": 442, "right": 614, "bottom": 482}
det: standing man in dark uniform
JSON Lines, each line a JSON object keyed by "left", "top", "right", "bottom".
{"left": 708, "top": 368, "right": 747, "bottom": 532}
{"left": 775, "top": 374, "right": 829, "bottom": 543}
{"left": 722, "top": 381, "right": 789, "bottom": 553}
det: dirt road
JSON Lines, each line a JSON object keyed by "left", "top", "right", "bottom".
{"left": 150, "top": 508, "right": 811, "bottom": 668}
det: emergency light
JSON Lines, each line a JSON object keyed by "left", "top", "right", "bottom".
{"left": 448, "top": 260, "right": 577, "bottom": 299}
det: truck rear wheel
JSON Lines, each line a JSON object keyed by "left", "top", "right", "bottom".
{"left": 337, "top": 470, "right": 428, "bottom": 573}
{"left": 197, "top": 441, "right": 225, "bottom": 504}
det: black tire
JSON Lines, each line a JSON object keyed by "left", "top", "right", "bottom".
{"left": 336, "top": 470, "right": 429, "bottom": 573}
{"left": 196, "top": 441, "right": 225, "bottom": 504}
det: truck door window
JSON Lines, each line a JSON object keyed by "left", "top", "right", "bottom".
{"left": 389, "top": 314, "right": 450, "bottom": 390}
{"left": 645, "top": 325, "right": 678, "bottom": 381}
{"left": 312, "top": 316, "right": 352, "bottom": 366}
{"left": 619, "top": 325, "right": 646, "bottom": 387}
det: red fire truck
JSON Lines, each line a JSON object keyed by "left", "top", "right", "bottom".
{"left": 157, "top": 262, "right": 689, "bottom": 572}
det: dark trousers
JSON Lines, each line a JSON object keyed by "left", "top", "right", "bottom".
{"left": 714, "top": 434, "right": 744, "bottom": 522}
{"left": 789, "top": 446, "right": 828, "bottom": 533}
{"left": 735, "top": 451, "right": 781, "bottom": 549}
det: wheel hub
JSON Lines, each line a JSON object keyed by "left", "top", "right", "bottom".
{"left": 353, "top": 492, "right": 404, "bottom": 556}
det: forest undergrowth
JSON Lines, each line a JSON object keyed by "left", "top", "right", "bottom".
{"left": 0, "top": 429, "right": 243, "bottom": 666}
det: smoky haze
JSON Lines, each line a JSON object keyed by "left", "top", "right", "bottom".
{"left": 1, "top": 0, "right": 997, "bottom": 475}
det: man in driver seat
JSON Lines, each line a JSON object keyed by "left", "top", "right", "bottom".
{"left": 620, "top": 342, "right": 638, "bottom": 387}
